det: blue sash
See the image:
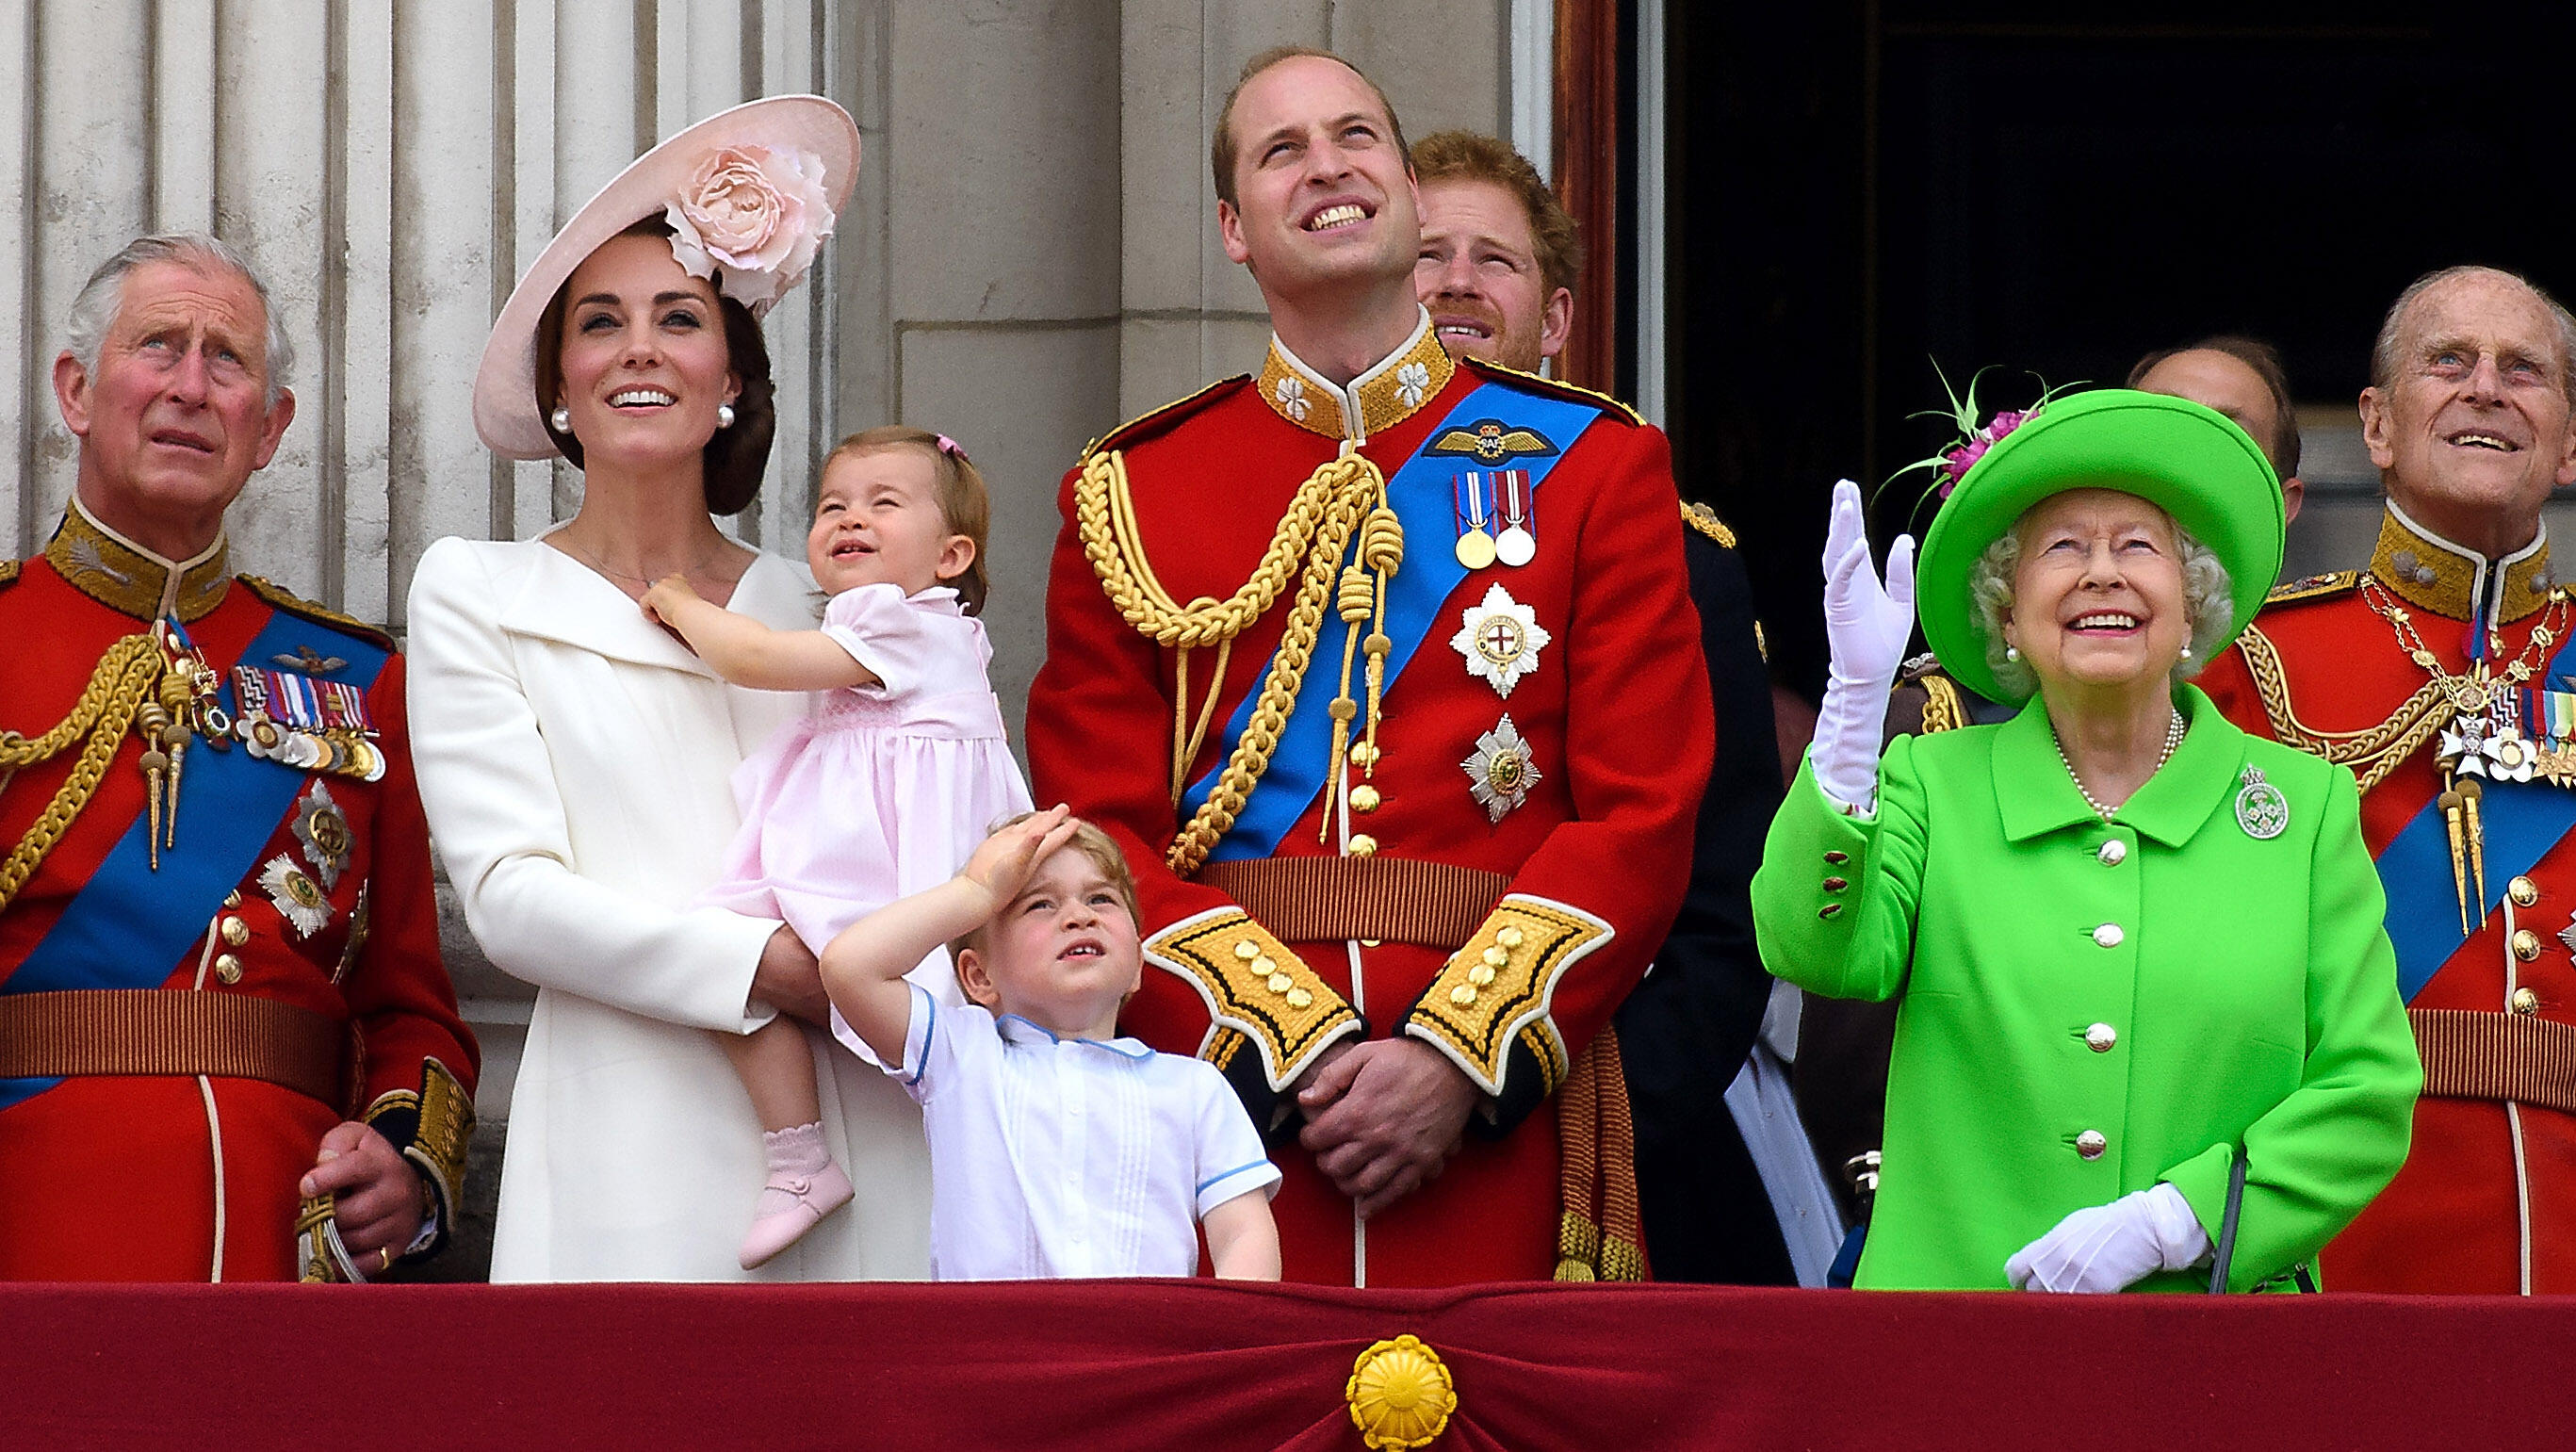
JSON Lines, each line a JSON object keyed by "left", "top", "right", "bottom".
{"left": 2376, "top": 632, "right": 2576, "bottom": 1001}
{"left": 1, "top": 608, "right": 388, "bottom": 1111}
{"left": 1179, "top": 383, "right": 1606, "bottom": 863}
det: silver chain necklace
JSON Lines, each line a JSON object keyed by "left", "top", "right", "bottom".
{"left": 2055, "top": 708, "right": 2186, "bottom": 820}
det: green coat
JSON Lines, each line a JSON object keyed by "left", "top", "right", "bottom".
{"left": 1753, "top": 686, "right": 2420, "bottom": 1291}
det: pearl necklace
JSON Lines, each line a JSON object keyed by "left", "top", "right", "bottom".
{"left": 2055, "top": 709, "right": 2186, "bottom": 820}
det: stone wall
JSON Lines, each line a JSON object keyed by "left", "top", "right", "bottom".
{"left": 2, "top": 0, "right": 1521, "bottom": 1279}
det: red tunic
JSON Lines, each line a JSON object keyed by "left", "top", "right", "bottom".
{"left": 0, "top": 507, "right": 477, "bottom": 1281}
{"left": 2199, "top": 506, "right": 2573, "bottom": 1293}
{"left": 1026, "top": 322, "right": 1710, "bottom": 1286}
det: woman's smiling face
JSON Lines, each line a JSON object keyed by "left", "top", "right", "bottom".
{"left": 2003, "top": 488, "right": 2192, "bottom": 695}
{"left": 553, "top": 231, "right": 738, "bottom": 470}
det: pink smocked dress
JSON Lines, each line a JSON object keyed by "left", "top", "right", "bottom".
{"left": 700, "top": 583, "right": 1033, "bottom": 999}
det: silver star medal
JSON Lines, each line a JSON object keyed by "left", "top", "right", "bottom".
{"left": 259, "top": 854, "right": 334, "bottom": 938}
{"left": 1463, "top": 715, "right": 1542, "bottom": 823}
{"left": 1451, "top": 582, "right": 1552, "bottom": 699}
{"left": 2235, "top": 764, "right": 2289, "bottom": 840}
{"left": 291, "top": 780, "right": 354, "bottom": 890}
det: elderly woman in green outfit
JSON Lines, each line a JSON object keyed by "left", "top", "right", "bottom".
{"left": 1755, "top": 390, "right": 2420, "bottom": 1292}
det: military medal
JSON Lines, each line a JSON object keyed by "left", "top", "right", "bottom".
{"left": 2234, "top": 765, "right": 2289, "bottom": 840}
{"left": 1493, "top": 469, "right": 1536, "bottom": 567}
{"left": 1451, "top": 582, "right": 1551, "bottom": 698}
{"left": 1454, "top": 473, "right": 1498, "bottom": 570}
{"left": 292, "top": 781, "right": 354, "bottom": 889}
{"left": 233, "top": 661, "right": 384, "bottom": 781}
{"left": 260, "top": 854, "right": 333, "bottom": 938}
{"left": 1462, "top": 714, "right": 1541, "bottom": 823}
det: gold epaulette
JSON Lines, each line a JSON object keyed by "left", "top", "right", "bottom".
{"left": 0, "top": 558, "right": 20, "bottom": 588}
{"left": 1680, "top": 500, "right": 1737, "bottom": 548}
{"left": 1916, "top": 672, "right": 1972, "bottom": 734}
{"left": 1401, "top": 893, "right": 1610, "bottom": 1099}
{"left": 1458, "top": 356, "right": 1644, "bottom": 426}
{"left": 1144, "top": 906, "right": 1362, "bottom": 1092}
{"left": 2265, "top": 569, "right": 2362, "bottom": 606}
{"left": 236, "top": 576, "right": 395, "bottom": 649}
{"left": 1079, "top": 376, "right": 1250, "bottom": 462}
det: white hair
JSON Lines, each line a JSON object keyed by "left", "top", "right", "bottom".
{"left": 61, "top": 233, "right": 293, "bottom": 407}
{"left": 2370, "top": 264, "right": 2576, "bottom": 405}
{"left": 1967, "top": 503, "right": 2234, "bottom": 698}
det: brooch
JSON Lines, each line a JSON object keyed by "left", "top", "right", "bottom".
{"left": 1451, "top": 582, "right": 1551, "bottom": 698}
{"left": 1462, "top": 714, "right": 1542, "bottom": 823}
{"left": 291, "top": 781, "right": 354, "bottom": 890}
{"left": 259, "top": 854, "right": 334, "bottom": 938}
{"left": 2235, "top": 764, "right": 2289, "bottom": 840}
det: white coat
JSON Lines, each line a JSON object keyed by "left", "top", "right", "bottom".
{"left": 406, "top": 534, "right": 932, "bottom": 1281}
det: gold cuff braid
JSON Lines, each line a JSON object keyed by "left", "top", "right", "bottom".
{"left": 1144, "top": 907, "right": 1361, "bottom": 1091}
{"left": 364, "top": 1056, "right": 475, "bottom": 1241}
{"left": 1402, "top": 894, "right": 1610, "bottom": 1098}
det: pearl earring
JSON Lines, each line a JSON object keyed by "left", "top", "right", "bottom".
{"left": 2178, "top": 644, "right": 2193, "bottom": 660}
{"left": 548, "top": 406, "right": 571, "bottom": 433}
{"left": 2004, "top": 645, "right": 2020, "bottom": 662}
{"left": 716, "top": 402, "right": 736, "bottom": 429}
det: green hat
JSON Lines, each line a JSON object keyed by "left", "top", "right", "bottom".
{"left": 1916, "top": 387, "right": 2284, "bottom": 703}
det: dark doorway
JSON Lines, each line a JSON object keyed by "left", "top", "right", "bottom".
{"left": 1665, "top": 4, "right": 2576, "bottom": 701}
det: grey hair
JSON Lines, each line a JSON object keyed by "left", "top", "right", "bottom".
{"left": 2370, "top": 264, "right": 2576, "bottom": 405}
{"left": 1967, "top": 505, "right": 2235, "bottom": 699}
{"left": 61, "top": 233, "right": 294, "bottom": 406}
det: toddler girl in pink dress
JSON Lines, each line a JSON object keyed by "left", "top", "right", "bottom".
{"left": 644, "top": 426, "right": 1031, "bottom": 1267}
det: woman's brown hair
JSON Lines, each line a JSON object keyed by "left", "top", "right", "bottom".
{"left": 823, "top": 426, "right": 993, "bottom": 615}
{"left": 531, "top": 217, "right": 776, "bottom": 514}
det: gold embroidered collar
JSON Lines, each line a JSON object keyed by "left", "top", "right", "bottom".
{"left": 2370, "top": 500, "right": 2553, "bottom": 626}
{"left": 44, "top": 494, "right": 231, "bottom": 623}
{"left": 1255, "top": 308, "right": 1455, "bottom": 442}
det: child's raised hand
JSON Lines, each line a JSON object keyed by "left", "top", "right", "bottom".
{"left": 639, "top": 573, "right": 701, "bottom": 625}
{"left": 958, "top": 805, "right": 1081, "bottom": 916}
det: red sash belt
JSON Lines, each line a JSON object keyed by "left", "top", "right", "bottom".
{"left": 2412, "top": 1007, "right": 2576, "bottom": 1117}
{"left": 1197, "top": 857, "right": 1509, "bottom": 950}
{"left": 0, "top": 989, "right": 349, "bottom": 1111}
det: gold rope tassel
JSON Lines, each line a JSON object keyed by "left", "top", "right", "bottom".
{"left": 1079, "top": 441, "right": 1390, "bottom": 876}
{"left": 1554, "top": 1028, "right": 1646, "bottom": 1281}
{"left": 0, "top": 635, "right": 165, "bottom": 911}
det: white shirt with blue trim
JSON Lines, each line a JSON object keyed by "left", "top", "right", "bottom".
{"left": 863, "top": 983, "right": 1281, "bottom": 1280}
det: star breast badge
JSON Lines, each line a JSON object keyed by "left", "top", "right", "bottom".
{"left": 1451, "top": 582, "right": 1551, "bottom": 698}
{"left": 1462, "top": 715, "right": 1542, "bottom": 823}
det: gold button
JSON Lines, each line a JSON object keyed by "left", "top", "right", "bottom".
{"left": 1467, "top": 965, "right": 1496, "bottom": 987}
{"left": 1481, "top": 945, "right": 1509, "bottom": 968}
{"left": 1285, "top": 987, "right": 1313, "bottom": 1009}
{"left": 1449, "top": 985, "right": 1477, "bottom": 1006}
{"left": 1822, "top": 876, "right": 1849, "bottom": 892}
{"left": 1266, "top": 972, "right": 1293, "bottom": 994}
{"left": 2512, "top": 987, "right": 2541, "bottom": 1015}
{"left": 1349, "top": 784, "right": 1381, "bottom": 813}
{"left": 1250, "top": 956, "right": 1276, "bottom": 977}
{"left": 1496, "top": 927, "right": 1524, "bottom": 949}
{"left": 1234, "top": 941, "right": 1261, "bottom": 961}
{"left": 2513, "top": 930, "right": 2543, "bottom": 962}
{"left": 2075, "top": 1130, "right": 2108, "bottom": 1160}
{"left": 219, "top": 916, "right": 250, "bottom": 947}
{"left": 223, "top": 889, "right": 243, "bottom": 908}
{"left": 1359, "top": 938, "right": 1382, "bottom": 948}
{"left": 1348, "top": 834, "right": 1378, "bottom": 857}
{"left": 1349, "top": 742, "right": 1378, "bottom": 767}
{"left": 213, "top": 954, "right": 243, "bottom": 985}
{"left": 2084, "top": 1022, "right": 2117, "bottom": 1052}
{"left": 2510, "top": 875, "right": 2540, "bottom": 907}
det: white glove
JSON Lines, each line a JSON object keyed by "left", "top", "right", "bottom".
{"left": 1809, "top": 480, "right": 1916, "bottom": 810}
{"left": 2005, "top": 1183, "right": 2212, "bottom": 1294}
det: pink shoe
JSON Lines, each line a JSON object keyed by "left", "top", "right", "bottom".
{"left": 738, "top": 1162, "right": 855, "bottom": 1270}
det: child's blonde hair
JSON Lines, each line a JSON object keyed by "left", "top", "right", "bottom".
{"left": 949, "top": 813, "right": 1142, "bottom": 975}
{"left": 823, "top": 426, "right": 991, "bottom": 614}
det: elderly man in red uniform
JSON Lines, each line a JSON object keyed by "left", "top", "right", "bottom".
{"left": 0, "top": 234, "right": 476, "bottom": 1281}
{"left": 2198, "top": 265, "right": 2576, "bottom": 1293}
{"left": 1025, "top": 49, "right": 1709, "bottom": 1287}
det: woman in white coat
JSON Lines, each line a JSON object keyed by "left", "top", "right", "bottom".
{"left": 408, "top": 98, "right": 930, "bottom": 1281}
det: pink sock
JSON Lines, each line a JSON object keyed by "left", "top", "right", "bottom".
{"left": 762, "top": 1121, "right": 830, "bottom": 1178}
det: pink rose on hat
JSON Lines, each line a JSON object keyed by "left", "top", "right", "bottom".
{"left": 663, "top": 143, "right": 834, "bottom": 314}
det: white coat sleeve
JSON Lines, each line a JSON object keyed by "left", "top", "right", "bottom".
{"left": 404, "top": 538, "right": 779, "bottom": 1033}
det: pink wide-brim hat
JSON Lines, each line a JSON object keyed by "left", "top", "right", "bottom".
{"left": 473, "top": 94, "right": 861, "bottom": 461}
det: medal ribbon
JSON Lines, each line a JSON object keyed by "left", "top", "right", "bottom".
{"left": 1179, "top": 383, "right": 1606, "bottom": 864}
{"left": 3, "top": 612, "right": 386, "bottom": 1111}
{"left": 2376, "top": 630, "right": 2576, "bottom": 1002}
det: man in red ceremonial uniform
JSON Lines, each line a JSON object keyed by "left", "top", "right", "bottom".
{"left": 0, "top": 235, "right": 476, "bottom": 1281}
{"left": 2199, "top": 265, "right": 2576, "bottom": 1292}
{"left": 1024, "top": 49, "right": 1710, "bottom": 1286}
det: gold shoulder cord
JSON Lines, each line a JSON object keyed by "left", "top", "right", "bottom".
{"left": 2234, "top": 622, "right": 2448, "bottom": 793}
{"left": 1076, "top": 442, "right": 1397, "bottom": 877}
{"left": 0, "top": 634, "right": 165, "bottom": 911}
